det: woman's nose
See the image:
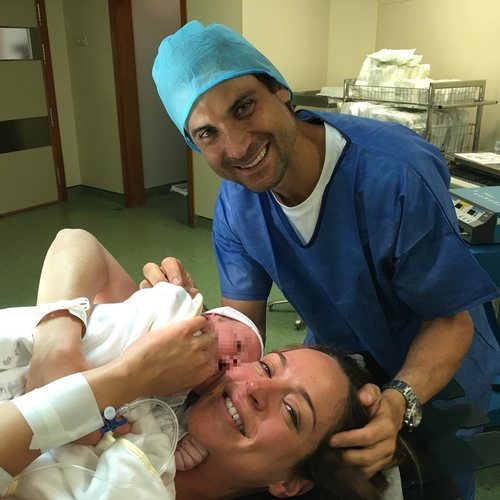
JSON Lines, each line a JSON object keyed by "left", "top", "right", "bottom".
{"left": 246, "top": 380, "right": 266, "bottom": 410}
{"left": 246, "top": 378, "right": 281, "bottom": 411}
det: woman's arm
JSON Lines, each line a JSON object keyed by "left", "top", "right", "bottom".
{"left": 1, "top": 315, "right": 215, "bottom": 478}
{"left": 26, "top": 229, "right": 140, "bottom": 391}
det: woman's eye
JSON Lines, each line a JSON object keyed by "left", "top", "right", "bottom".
{"left": 259, "top": 361, "right": 271, "bottom": 377}
{"left": 285, "top": 402, "right": 299, "bottom": 429}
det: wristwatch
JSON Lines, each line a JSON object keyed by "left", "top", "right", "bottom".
{"left": 382, "top": 379, "right": 422, "bottom": 430}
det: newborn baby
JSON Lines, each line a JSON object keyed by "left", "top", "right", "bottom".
{"left": 175, "top": 305, "right": 263, "bottom": 470}
{"left": 199, "top": 306, "right": 263, "bottom": 382}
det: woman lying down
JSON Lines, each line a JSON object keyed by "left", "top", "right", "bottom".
{"left": 0, "top": 229, "right": 405, "bottom": 499}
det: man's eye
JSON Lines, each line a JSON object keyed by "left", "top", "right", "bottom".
{"left": 236, "top": 100, "right": 253, "bottom": 117}
{"left": 199, "top": 128, "right": 216, "bottom": 139}
{"left": 259, "top": 361, "right": 271, "bottom": 377}
{"left": 285, "top": 402, "right": 299, "bottom": 429}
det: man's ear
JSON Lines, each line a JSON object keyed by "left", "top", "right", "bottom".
{"left": 268, "top": 477, "right": 313, "bottom": 498}
{"left": 276, "top": 88, "right": 291, "bottom": 105}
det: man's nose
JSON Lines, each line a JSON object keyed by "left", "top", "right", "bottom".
{"left": 222, "top": 124, "right": 252, "bottom": 162}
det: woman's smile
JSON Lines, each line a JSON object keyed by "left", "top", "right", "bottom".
{"left": 223, "top": 393, "right": 245, "bottom": 434}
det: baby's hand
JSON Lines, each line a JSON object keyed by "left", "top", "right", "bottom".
{"left": 175, "top": 434, "right": 208, "bottom": 471}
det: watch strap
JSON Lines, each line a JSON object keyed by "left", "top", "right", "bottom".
{"left": 382, "top": 379, "right": 422, "bottom": 430}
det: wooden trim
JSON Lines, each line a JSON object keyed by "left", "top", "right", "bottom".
{"left": 179, "top": 0, "right": 195, "bottom": 227}
{"left": 2, "top": 199, "right": 59, "bottom": 217}
{"left": 34, "top": 0, "right": 67, "bottom": 202}
{"left": 108, "top": 0, "right": 144, "bottom": 208}
{"left": 180, "top": 0, "right": 187, "bottom": 25}
{"left": 186, "top": 142, "right": 195, "bottom": 227}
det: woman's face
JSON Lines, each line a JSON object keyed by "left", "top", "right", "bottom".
{"left": 187, "top": 348, "right": 349, "bottom": 487}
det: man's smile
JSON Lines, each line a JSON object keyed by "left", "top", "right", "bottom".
{"left": 236, "top": 144, "right": 268, "bottom": 169}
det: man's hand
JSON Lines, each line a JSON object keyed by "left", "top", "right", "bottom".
{"left": 141, "top": 257, "right": 199, "bottom": 298}
{"left": 329, "top": 383, "right": 405, "bottom": 478}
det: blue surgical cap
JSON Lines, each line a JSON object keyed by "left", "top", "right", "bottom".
{"left": 152, "top": 20, "right": 290, "bottom": 152}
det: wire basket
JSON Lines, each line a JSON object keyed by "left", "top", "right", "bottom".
{"left": 426, "top": 123, "right": 475, "bottom": 153}
{"left": 346, "top": 82, "right": 484, "bottom": 106}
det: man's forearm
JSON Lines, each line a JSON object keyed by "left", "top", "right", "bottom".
{"left": 328, "top": 312, "right": 473, "bottom": 476}
{"left": 390, "top": 311, "right": 473, "bottom": 404}
{"left": 221, "top": 297, "right": 267, "bottom": 342}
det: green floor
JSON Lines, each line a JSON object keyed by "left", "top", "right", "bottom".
{"left": 0, "top": 187, "right": 499, "bottom": 498}
{"left": 0, "top": 186, "right": 301, "bottom": 351}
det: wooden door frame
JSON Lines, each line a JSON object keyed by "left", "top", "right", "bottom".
{"left": 35, "top": 0, "right": 67, "bottom": 202}
{"left": 108, "top": 0, "right": 193, "bottom": 220}
{"left": 179, "top": 0, "right": 195, "bottom": 227}
{"left": 36, "top": 1, "right": 191, "bottom": 212}
{"left": 108, "top": 0, "right": 144, "bottom": 207}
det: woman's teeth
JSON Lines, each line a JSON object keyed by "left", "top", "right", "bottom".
{"left": 239, "top": 146, "right": 267, "bottom": 169}
{"left": 224, "top": 396, "right": 244, "bottom": 434}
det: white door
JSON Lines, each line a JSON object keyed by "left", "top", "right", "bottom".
{"left": 0, "top": 0, "right": 61, "bottom": 215}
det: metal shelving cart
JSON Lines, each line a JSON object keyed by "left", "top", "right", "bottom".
{"left": 294, "top": 80, "right": 496, "bottom": 154}
{"left": 343, "top": 78, "right": 496, "bottom": 153}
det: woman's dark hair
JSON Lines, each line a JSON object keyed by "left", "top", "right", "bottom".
{"left": 283, "top": 345, "right": 407, "bottom": 500}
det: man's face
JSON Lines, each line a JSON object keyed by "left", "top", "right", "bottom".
{"left": 187, "top": 75, "right": 297, "bottom": 193}
{"left": 187, "top": 348, "right": 349, "bottom": 487}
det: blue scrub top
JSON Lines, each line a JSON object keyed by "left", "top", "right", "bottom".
{"left": 213, "top": 112, "right": 500, "bottom": 403}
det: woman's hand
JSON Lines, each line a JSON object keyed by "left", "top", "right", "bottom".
{"left": 141, "top": 257, "right": 199, "bottom": 298}
{"left": 113, "top": 316, "right": 217, "bottom": 399}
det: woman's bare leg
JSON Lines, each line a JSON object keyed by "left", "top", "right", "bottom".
{"left": 27, "top": 229, "right": 138, "bottom": 392}
{"left": 37, "top": 228, "right": 138, "bottom": 305}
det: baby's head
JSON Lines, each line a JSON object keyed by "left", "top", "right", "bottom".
{"left": 202, "top": 306, "right": 263, "bottom": 370}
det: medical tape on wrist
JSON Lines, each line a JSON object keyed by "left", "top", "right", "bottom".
{"left": 12, "top": 373, "right": 103, "bottom": 453}
{"left": 35, "top": 297, "right": 90, "bottom": 333}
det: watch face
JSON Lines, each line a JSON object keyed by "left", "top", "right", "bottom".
{"left": 406, "top": 403, "right": 423, "bottom": 429}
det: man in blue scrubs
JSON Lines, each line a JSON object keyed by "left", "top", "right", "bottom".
{"left": 149, "top": 21, "right": 500, "bottom": 496}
